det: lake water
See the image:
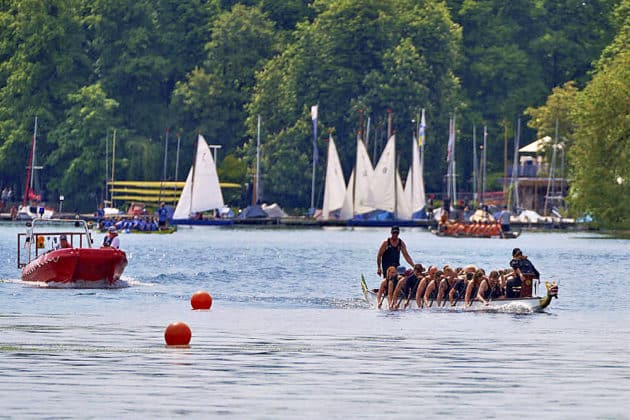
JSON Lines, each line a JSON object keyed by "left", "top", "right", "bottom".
{"left": 1, "top": 224, "right": 629, "bottom": 418}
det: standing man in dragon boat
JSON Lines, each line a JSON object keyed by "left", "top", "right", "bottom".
{"left": 376, "top": 225, "right": 415, "bottom": 309}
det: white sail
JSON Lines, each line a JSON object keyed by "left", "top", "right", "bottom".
{"left": 321, "top": 136, "right": 346, "bottom": 220}
{"left": 353, "top": 138, "right": 375, "bottom": 216}
{"left": 366, "top": 135, "right": 396, "bottom": 212}
{"left": 339, "top": 170, "right": 354, "bottom": 220}
{"left": 409, "top": 137, "right": 426, "bottom": 214}
{"left": 396, "top": 170, "right": 412, "bottom": 220}
{"left": 173, "top": 134, "right": 224, "bottom": 219}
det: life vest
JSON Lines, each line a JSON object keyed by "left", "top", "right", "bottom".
{"left": 103, "top": 234, "right": 114, "bottom": 247}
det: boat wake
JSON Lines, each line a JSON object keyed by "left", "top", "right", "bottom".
{"left": 20, "top": 279, "right": 131, "bottom": 289}
{"left": 225, "top": 295, "right": 370, "bottom": 309}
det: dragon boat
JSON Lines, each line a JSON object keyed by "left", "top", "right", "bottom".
{"left": 430, "top": 229, "right": 521, "bottom": 239}
{"left": 18, "top": 219, "right": 128, "bottom": 286}
{"left": 361, "top": 275, "right": 558, "bottom": 312}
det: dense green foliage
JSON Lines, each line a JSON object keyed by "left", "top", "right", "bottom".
{"left": 567, "top": 2, "right": 629, "bottom": 228}
{"left": 0, "top": 0, "right": 625, "bottom": 226}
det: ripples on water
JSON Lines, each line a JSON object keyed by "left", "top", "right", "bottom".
{"left": 1, "top": 225, "right": 629, "bottom": 418}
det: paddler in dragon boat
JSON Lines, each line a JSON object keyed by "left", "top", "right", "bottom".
{"left": 391, "top": 263, "right": 425, "bottom": 310}
{"left": 375, "top": 226, "right": 416, "bottom": 309}
{"left": 414, "top": 265, "right": 437, "bottom": 309}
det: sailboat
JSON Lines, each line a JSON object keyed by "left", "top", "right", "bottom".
{"left": 18, "top": 117, "right": 54, "bottom": 220}
{"left": 340, "top": 135, "right": 375, "bottom": 219}
{"left": 102, "top": 129, "right": 122, "bottom": 217}
{"left": 321, "top": 135, "right": 346, "bottom": 220}
{"left": 364, "top": 134, "right": 412, "bottom": 220}
{"left": 404, "top": 110, "right": 426, "bottom": 219}
{"left": 172, "top": 134, "right": 225, "bottom": 223}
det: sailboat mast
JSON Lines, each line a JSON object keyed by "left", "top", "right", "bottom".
{"left": 175, "top": 133, "right": 181, "bottom": 181}
{"left": 420, "top": 109, "right": 425, "bottom": 194}
{"left": 254, "top": 114, "right": 261, "bottom": 204}
{"left": 189, "top": 133, "right": 200, "bottom": 218}
{"left": 452, "top": 113, "right": 457, "bottom": 204}
{"left": 23, "top": 116, "right": 38, "bottom": 206}
{"left": 163, "top": 128, "right": 170, "bottom": 181}
{"left": 544, "top": 119, "right": 559, "bottom": 216}
{"left": 310, "top": 105, "right": 318, "bottom": 213}
{"left": 104, "top": 130, "right": 109, "bottom": 205}
{"left": 159, "top": 128, "right": 170, "bottom": 203}
{"left": 111, "top": 129, "right": 116, "bottom": 206}
{"left": 510, "top": 118, "right": 521, "bottom": 210}
{"left": 353, "top": 112, "right": 361, "bottom": 216}
{"left": 481, "top": 125, "right": 488, "bottom": 202}
{"left": 473, "top": 125, "right": 478, "bottom": 203}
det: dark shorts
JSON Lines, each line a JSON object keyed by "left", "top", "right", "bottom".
{"left": 158, "top": 220, "right": 166, "bottom": 227}
{"left": 501, "top": 224, "right": 510, "bottom": 232}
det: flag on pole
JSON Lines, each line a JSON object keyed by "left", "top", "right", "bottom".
{"left": 446, "top": 116, "right": 455, "bottom": 162}
{"left": 311, "top": 105, "right": 319, "bottom": 165}
{"left": 418, "top": 108, "right": 426, "bottom": 148}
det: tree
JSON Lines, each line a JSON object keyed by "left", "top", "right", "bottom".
{"left": 0, "top": 0, "right": 90, "bottom": 197}
{"left": 524, "top": 81, "right": 579, "bottom": 150}
{"left": 172, "top": 4, "right": 280, "bottom": 155}
{"left": 245, "top": 0, "right": 462, "bottom": 207}
{"left": 567, "top": 4, "right": 629, "bottom": 228}
{"left": 45, "top": 83, "right": 119, "bottom": 211}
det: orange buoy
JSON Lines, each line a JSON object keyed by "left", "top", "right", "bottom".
{"left": 191, "top": 290, "right": 213, "bottom": 310}
{"left": 164, "top": 322, "right": 192, "bottom": 346}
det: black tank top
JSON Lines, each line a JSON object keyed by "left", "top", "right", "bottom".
{"left": 382, "top": 238, "right": 401, "bottom": 273}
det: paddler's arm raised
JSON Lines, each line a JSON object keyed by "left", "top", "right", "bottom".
{"left": 400, "top": 240, "right": 414, "bottom": 267}
{"left": 376, "top": 240, "right": 387, "bottom": 276}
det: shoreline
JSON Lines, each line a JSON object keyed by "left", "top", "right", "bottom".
{"left": 0, "top": 212, "right": 595, "bottom": 231}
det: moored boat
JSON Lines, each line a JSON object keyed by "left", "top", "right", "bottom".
{"left": 18, "top": 219, "right": 127, "bottom": 285}
{"left": 361, "top": 275, "right": 557, "bottom": 312}
{"left": 430, "top": 228, "right": 521, "bottom": 239}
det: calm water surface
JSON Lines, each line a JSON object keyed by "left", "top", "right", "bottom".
{"left": 1, "top": 224, "right": 629, "bottom": 418}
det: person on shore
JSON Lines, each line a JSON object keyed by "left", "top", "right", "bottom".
{"left": 376, "top": 225, "right": 414, "bottom": 279}
{"left": 102, "top": 226, "right": 120, "bottom": 249}
{"left": 157, "top": 202, "right": 169, "bottom": 230}
{"left": 498, "top": 206, "right": 512, "bottom": 233}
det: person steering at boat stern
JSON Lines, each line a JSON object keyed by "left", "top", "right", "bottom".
{"left": 102, "top": 226, "right": 120, "bottom": 249}
{"left": 376, "top": 226, "right": 414, "bottom": 278}
{"left": 507, "top": 248, "right": 539, "bottom": 297}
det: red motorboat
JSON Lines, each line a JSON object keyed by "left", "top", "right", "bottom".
{"left": 18, "top": 219, "right": 127, "bottom": 285}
